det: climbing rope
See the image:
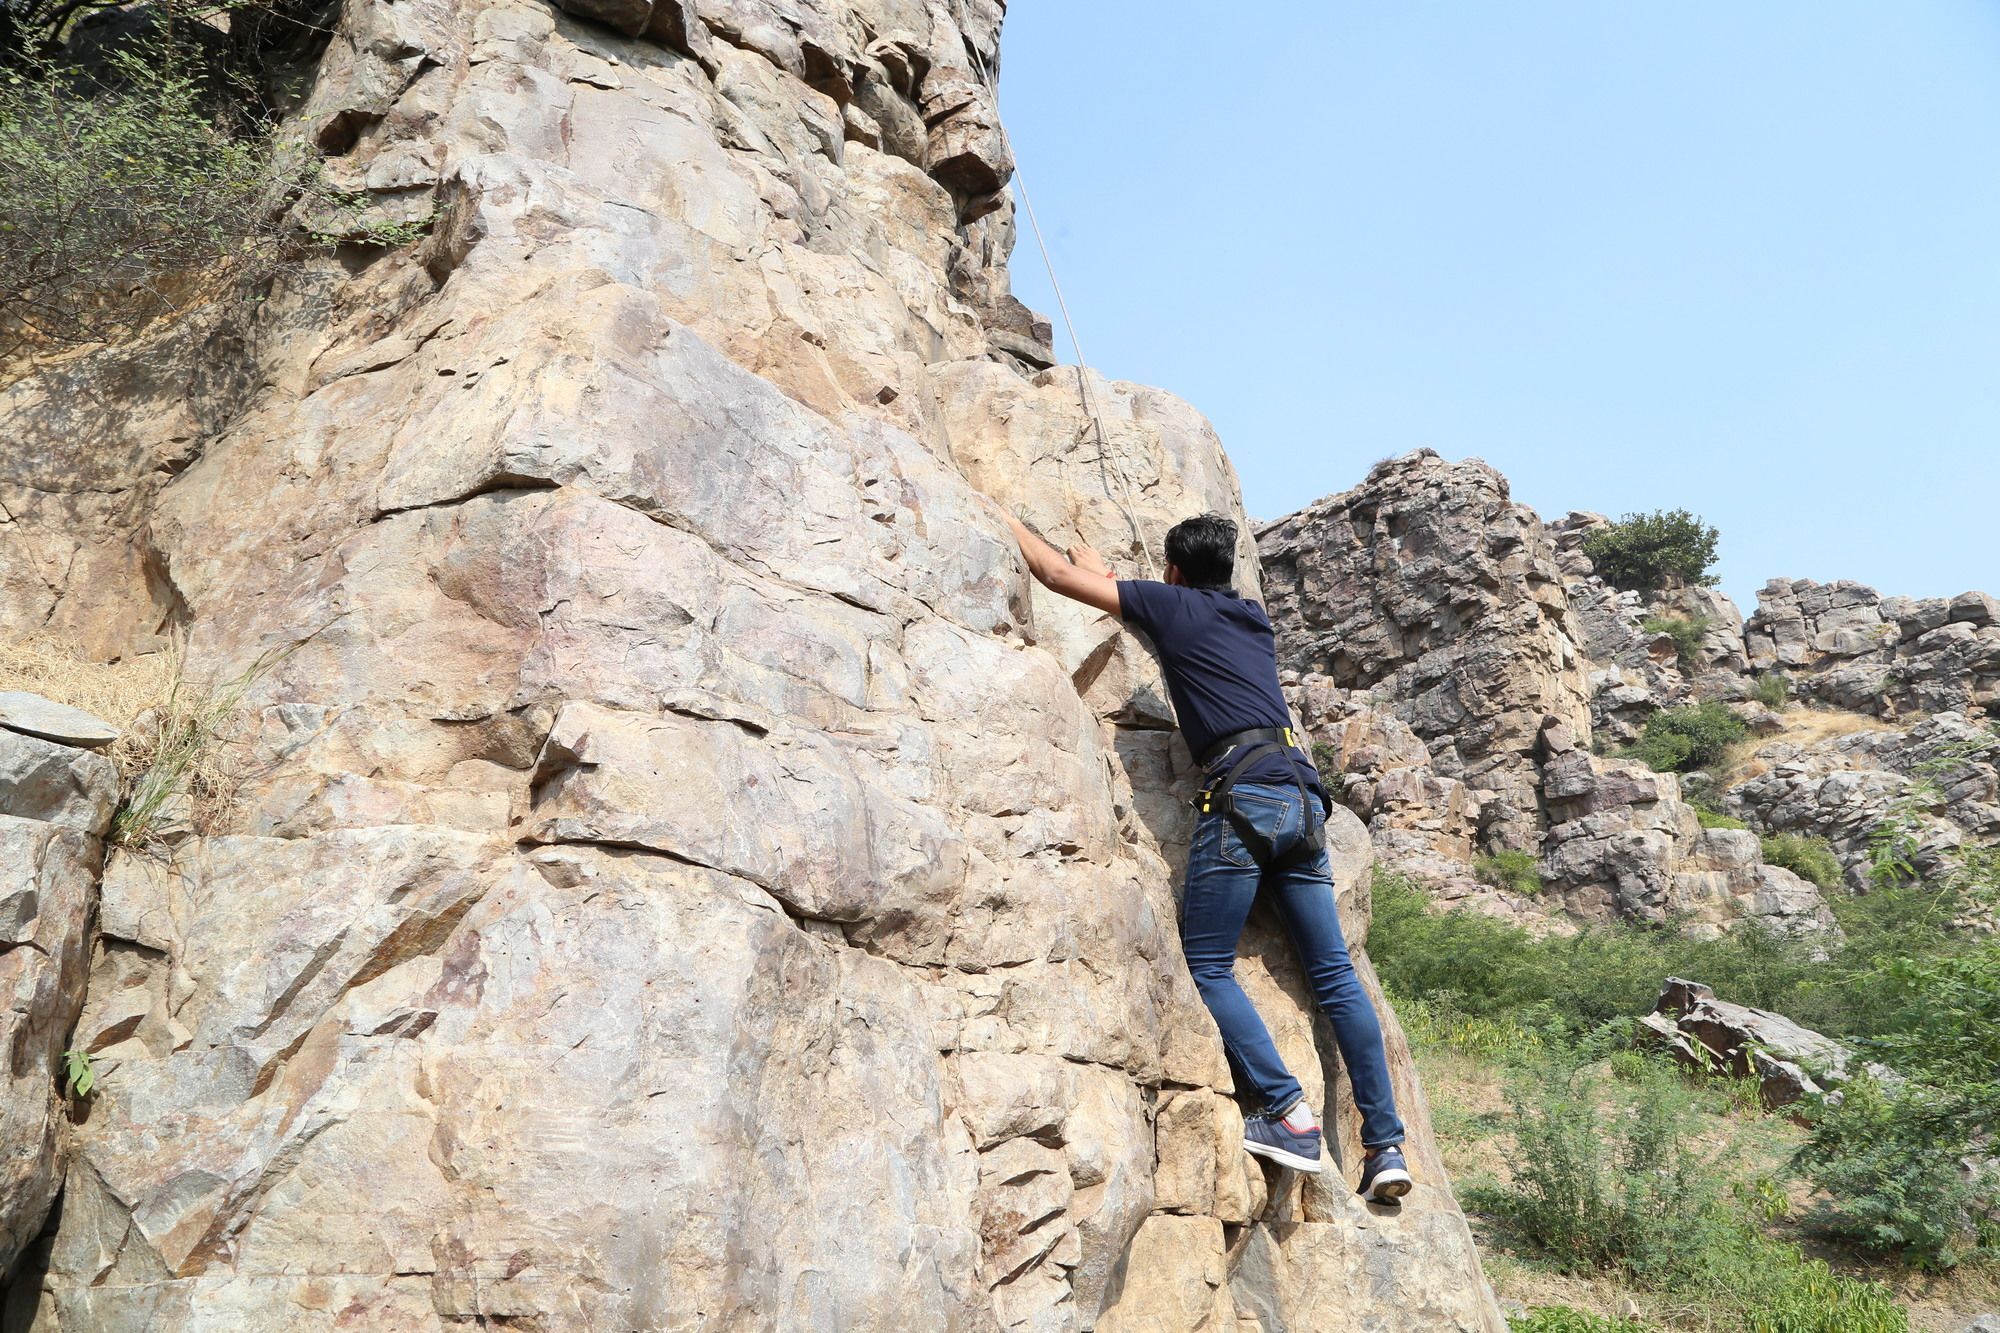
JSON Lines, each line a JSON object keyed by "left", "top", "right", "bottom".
{"left": 963, "top": 39, "right": 1158, "bottom": 579}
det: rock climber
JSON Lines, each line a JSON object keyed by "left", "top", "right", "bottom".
{"left": 999, "top": 509, "right": 1412, "bottom": 1204}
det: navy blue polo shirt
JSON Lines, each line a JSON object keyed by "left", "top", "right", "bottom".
{"left": 1117, "top": 579, "right": 1323, "bottom": 797}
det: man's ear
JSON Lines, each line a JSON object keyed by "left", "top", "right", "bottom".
{"left": 1164, "top": 565, "right": 1184, "bottom": 587}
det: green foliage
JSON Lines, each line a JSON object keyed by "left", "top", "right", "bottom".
{"left": 1628, "top": 701, "right": 1747, "bottom": 773}
{"left": 1798, "top": 947, "right": 2000, "bottom": 1270}
{"left": 1863, "top": 786, "right": 1936, "bottom": 890}
{"left": 0, "top": 45, "right": 272, "bottom": 352}
{"left": 1736, "top": 1260, "right": 1908, "bottom": 1333}
{"left": 1759, "top": 834, "right": 1843, "bottom": 890}
{"left": 1469, "top": 1063, "right": 1718, "bottom": 1278}
{"left": 1582, "top": 510, "right": 1721, "bottom": 592}
{"left": 1473, "top": 1062, "right": 1907, "bottom": 1330}
{"left": 1368, "top": 873, "right": 1826, "bottom": 1048}
{"left": 1475, "top": 848, "right": 1544, "bottom": 895}
{"left": 1692, "top": 799, "right": 1748, "bottom": 831}
{"left": 1751, "top": 673, "right": 1793, "bottom": 709}
{"left": 61, "top": 1048, "right": 95, "bottom": 1098}
{"left": 1509, "top": 1308, "right": 1637, "bottom": 1333}
{"left": 0, "top": 37, "right": 418, "bottom": 358}
{"left": 1641, "top": 613, "right": 1711, "bottom": 666}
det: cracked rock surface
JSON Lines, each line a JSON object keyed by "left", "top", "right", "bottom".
{"left": 0, "top": 2, "right": 1501, "bottom": 1328}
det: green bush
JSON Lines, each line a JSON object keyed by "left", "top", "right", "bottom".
{"left": 1798, "top": 948, "right": 2000, "bottom": 1270}
{"left": 1760, "top": 834, "right": 1843, "bottom": 890}
{"left": 0, "top": 37, "right": 414, "bottom": 359}
{"left": 1368, "top": 873, "right": 1825, "bottom": 1047}
{"left": 1628, "top": 701, "right": 1747, "bottom": 773}
{"left": 1752, "top": 673, "right": 1792, "bottom": 709}
{"left": 1475, "top": 1061, "right": 1908, "bottom": 1331}
{"left": 1582, "top": 510, "right": 1721, "bottom": 592}
{"left": 1642, "top": 613, "right": 1711, "bottom": 666}
{"left": 1469, "top": 1064, "right": 1717, "bottom": 1278}
{"left": 0, "top": 46, "right": 274, "bottom": 353}
{"left": 1475, "top": 848, "right": 1544, "bottom": 895}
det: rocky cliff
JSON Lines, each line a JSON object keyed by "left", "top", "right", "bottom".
{"left": 0, "top": 3, "right": 1504, "bottom": 1329}
{"left": 1259, "top": 450, "right": 1995, "bottom": 940}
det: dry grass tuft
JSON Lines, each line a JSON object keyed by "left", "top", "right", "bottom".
{"left": 0, "top": 635, "right": 284, "bottom": 848}
{"left": 0, "top": 634, "right": 175, "bottom": 777}
{"left": 1716, "top": 707, "right": 1905, "bottom": 789}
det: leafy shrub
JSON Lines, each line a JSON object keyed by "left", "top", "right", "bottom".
{"left": 1476, "top": 1062, "right": 1908, "bottom": 1331}
{"left": 1582, "top": 510, "right": 1721, "bottom": 592}
{"left": 1642, "top": 613, "right": 1711, "bottom": 666}
{"left": 1628, "top": 701, "right": 1747, "bottom": 773}
{"left": 0, "top": 46, "right": 277, "bottom": 354}
{"left": 1800, "top": 1074, "right": 1998, "bottom": 1272}
{"left": 1469, "top": 1064, "right": 1719, "bottom": 1278}
{"left": 1752, "top": 673, "right": 1792, "bottom": 709}
{"left": 1475, "top": 848, "right": 1544, "bottom": 895}
{"left": 1760, "top": 834, "right": 1842, "bottom": 890}
{"left": 0, "top": 34, "right": 418, "bottom": 359}
{"left": 1368, "top": 873, "right": 1825, "bottom": 1046}
{"left": 1798, "top": 948, "right": 2000, "bottom": 1270}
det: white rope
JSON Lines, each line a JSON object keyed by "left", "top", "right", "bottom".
{"left": 964, "top": 39, "right": 1158, "bottom": 578}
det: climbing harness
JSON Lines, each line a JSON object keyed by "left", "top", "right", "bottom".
{"left": 1194, "top": 726, "right": 1328, "bottom": 871}
{"left": 961, "top": 39, "right": 1158, "bottom": 579}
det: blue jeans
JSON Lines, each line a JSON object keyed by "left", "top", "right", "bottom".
{"left": 1181, "top": 782, "right": 1406, "bottom": 1149}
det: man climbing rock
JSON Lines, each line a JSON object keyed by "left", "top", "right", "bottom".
{"left": 1000, "top": 509, "right": 1412, "bottom": 1203}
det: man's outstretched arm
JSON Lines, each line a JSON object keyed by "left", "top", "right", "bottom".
{"left": 1002, "top": 512, "right": 1124, "bottom": 617}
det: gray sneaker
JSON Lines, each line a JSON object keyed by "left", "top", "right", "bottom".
{"left": 1243, "top": 1114, "right": 1325, "bottom": 1173}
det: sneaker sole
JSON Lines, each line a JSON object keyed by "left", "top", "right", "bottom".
{"left": 1244, "top": 1138, "right": 1326, "bottom": 1174}
{"left": 1362, "top": 1169, "right": 1413, "bottom": 1203}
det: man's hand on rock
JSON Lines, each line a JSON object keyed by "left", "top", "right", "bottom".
{"left": 1068, "top": 541, "right": 1114, "bottom": 579}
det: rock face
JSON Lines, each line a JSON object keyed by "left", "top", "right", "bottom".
{"left": 0, "top": 716, "right": 118, "bottom": 1278}
{"left": 0, "top": 3, "right": 1502, "bottom": 1329}
{"left": 1745, "top": 578, "right": 2000, "bottom": 718}
{"left": 1258, "top": 451, "right": 1592, "bottom": 855}
{"left": 1261, "top": 455, "right": 1837, "bottom": 937}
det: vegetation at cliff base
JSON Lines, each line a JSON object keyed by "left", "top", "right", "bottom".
{"left": 1584, "top": 510, "right": 1721, "bottom": 592}
{"left": 1373, "top": 856, "right": 2000, "bottom": 1324}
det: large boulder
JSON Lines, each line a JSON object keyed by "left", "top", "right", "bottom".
{"left": 1639, "top": 978, "right": 1884, "bottom": 1109}
{"left": 0, "top": 0, "right": 1504, "bottom": 1326}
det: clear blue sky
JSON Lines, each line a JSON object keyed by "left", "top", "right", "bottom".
{"left": 996, "top": 3, "right": 2000, "bottom": 613}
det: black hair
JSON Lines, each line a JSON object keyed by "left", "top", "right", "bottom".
{"left": 1164, "top": 513, "right": 1237, "bottom": 589}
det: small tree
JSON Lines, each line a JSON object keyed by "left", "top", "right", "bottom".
{"left": 1583, "top": 509, "right": 1721, "bottom": 592}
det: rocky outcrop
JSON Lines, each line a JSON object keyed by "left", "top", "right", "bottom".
{"left": 0, "top": 705, "right": 119, "bottom": 1277}
{"left": 1745, "top": 578, "right": 2000, "bottom": 718}
{"left": 1723, "top": 709, "right": 2000, "bottom": 889}
{"left": 1261, "top": 456, "right": 1836, "bottom": 938}
{"left": 1639, "top": 978, "right": 1883, "bottom": 1109}
{"left": 1258, "top": 451, "right": 1591, "bottom": 855}
{"left": 0, "top": 2, "right": 1503, "bottom": 1328}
